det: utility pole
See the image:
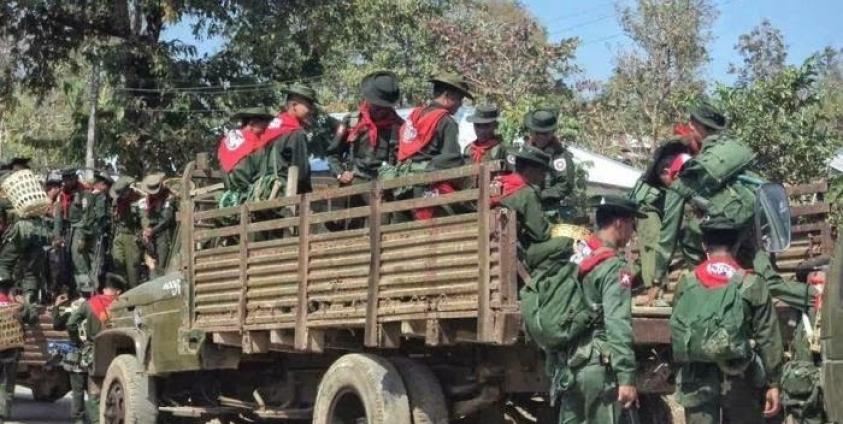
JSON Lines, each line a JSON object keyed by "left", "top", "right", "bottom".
{"left": 85, "top": 61, "right": 100, "bottom": 169}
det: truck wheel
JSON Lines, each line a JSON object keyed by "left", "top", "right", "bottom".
{"left": 101, "top": 354, "right": 158, "bottom": 424}
{"left": 636, "top": 394, "right": 674, "bottom": 424}
{"left": 313, "top": 353, "right": 412, "bottom": 424}
{"left": 390, "top": 358, "right": 448, "bottom": 424}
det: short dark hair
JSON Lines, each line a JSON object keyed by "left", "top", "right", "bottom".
{"left": 286, "top": 93, "right": 311, "bottom": 105}
{"left": 595, "top": 207, "right": 630, "bottom": 229}
{"left": 656, "top": 154, "right": 677, "bottom": 175}
{"left": 702, "top": 228, "right": 739, "bottom": 251}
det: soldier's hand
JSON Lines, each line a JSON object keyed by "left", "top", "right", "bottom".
{"left": 54, "top": 293, "right": 70, "bottom": 307}
{"left": 52, "top": 237, "right": 65, "bottom": 248}
{"left": 764, "top": 387, "right": 781, "bottom": 417}
{"left": 617, "top": 385, "right": 638, "bottom": 409}
{"left": 337, "top": 171, "right": 354, "bottom": 185}
{"left": 142, "top": 228, "right": 153, "bottom": 240}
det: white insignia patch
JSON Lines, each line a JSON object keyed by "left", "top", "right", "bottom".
{"left": 224, "top": 129, "right": 246, "bottom": 151}
{"left": 423, "top": 189, "right": 440, "bottom": 198}
{"left": 706, "top": 262, "right": 736, "bottom": 279}
{"left": 138, "top": 198, "right": 148, "bottom": 209}
{"left": 569, "top": 240, "right": 592, "bottom": 265}
{"left": 401, "top": 122, "right": 418, "bottom": 143}
{"left": 506, "top": 154, "right": 517, "bottom": 165}
{"left": 267, "top": 117, "right": 282, "bottom": 129}
{"left": 553, "top": 157, "right": 567, "bottom": 172}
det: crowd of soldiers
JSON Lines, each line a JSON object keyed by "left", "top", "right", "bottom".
{"left": 0, "top": 161, "right": 178, "bottom": 424}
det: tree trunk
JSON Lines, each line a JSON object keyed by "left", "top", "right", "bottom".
{"left": 85, "top": 62, "right": 100, "bottom": 169}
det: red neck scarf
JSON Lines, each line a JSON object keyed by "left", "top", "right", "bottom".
{"left": 0, "top": 293, "right": 13, "bottom": 306}
{"left": 59, "top": 190, "right": 74, "bottom": 218}
{"left": 673, "top": 123, "right": 701, "bottom": 155}
{"left": 348, "top": 101, "right": 403, "bottom": 147}
{"left": 667, "top": 153, "right": 692, "bottom": 180}
{"left": 89, "top": 293, "right": 118, "bottom": 323}
{"left": 578, "top": 236, "right": 617, "bottom": 276}
{"left": 491, "top": 173, "right": 527, "bottom": 206}
{"left": 260, "top": 112, "right": 304, "bottom": 146}
{"left": 694, "top": 257, "right": 744, "bottom": 289}
{"left": 468, "top": 138, "right": 500, "bottom": 163}
{"left": 413, "top": 182, "right": 457, "bottom": 221}
{"left": 218, "top": 127, "right": 265, "bottom": 173}
{"left": 398, "top": 106, "right": 450, "bottom": 161}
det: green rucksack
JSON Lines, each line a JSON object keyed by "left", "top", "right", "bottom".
{"left": 520, "top": 241, "right": 599, "bottom": 352}
{"left": 670, "top": 272, "right": 752, "bottom": 373}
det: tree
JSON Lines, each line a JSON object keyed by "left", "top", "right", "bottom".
{"left": 728, "top": 19, "right": 787, "bottom": 85}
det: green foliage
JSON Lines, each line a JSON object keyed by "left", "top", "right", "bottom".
{"left": 714, "top": 58, "right": 843, "bottom": 184}
{"left": 728, "top": 19, "right": 788, "bottom": 85}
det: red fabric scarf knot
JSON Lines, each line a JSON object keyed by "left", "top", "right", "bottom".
{"left": 89, "top": 294, "right": 118, "bottom": 323}
{"left": 667, "top": 153, "right": 692, "bottom": 180}
{"left": 490, "top": 173, "right": 527, "bottom": 206}
{"left": 673, "top": 123, "right": 701, "bottom": 155}
{"left": 348, "top": 101, "right": 403, "bottom": 147}
{"left": 694, "top": 258, "right": 743, "bottom": 289}
{"left": 467, "top": 138, "right": 499, "bottom": 163}
{"left": 398, "top": 106, "right": 450, "bottom": 161}
{"left": 59, "top": 191, "right": 74, "bottom": 219}
{"left": 218, "top": 128, "right": 265, "bottom": 173}
{"left": 260, "top": 112, "right": 304, "bottom": 146}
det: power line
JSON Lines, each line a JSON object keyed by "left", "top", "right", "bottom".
{"left": 550, "top": 14, "right": 616, "bottom": 36}
{"left": 114, "top": 74, "right": 324, "bottom": 94}
{"left": 543, "top": 1, "right": 615, "bottom": 25}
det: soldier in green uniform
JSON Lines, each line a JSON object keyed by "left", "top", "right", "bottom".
{"left": 53, "top": 169, "right": 99, "bottom": 294}
{"left": 523, "top": 108, "right": 586, "bottom": 224}
{"left": 256, "top": 84, "right": 318, "bottom": 196}
{"left": 555, "top": 195, "right": 643, "bottom": 424}
{"left": 0, "top": 193, "right": 54, "bottom": 303}
{"left": 328, "top": 71, "right": 403, "bottom": 185}
{"left": 54, "top": 273, "right": 125, "bottom": 424}
{"left": 140, "top": 173, "right": 177, "bottom": 277}
{"left": 87, "top": 172, "right": 113, "bottom": 287}
{"left": 0, "top": 279, "right": 38, "bottom": 424}
{"left": 217, "top": 107, "right": 275, "bottom": 205}
{"left": 464, "top": 105, "right": 507, "bottom": 164}
{"left": 110, "top": 177, "right": 143, "bottom": 289}
{"left": 672, "top": 216, "right": 783, "bottom": 424}
{"left": 52, "top": 169, "right": 81, "bottom": 293}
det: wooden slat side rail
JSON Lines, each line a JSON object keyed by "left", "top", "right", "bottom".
{"left": 247, "top": 195, "right": 302, "bottom": 213}
{"left": 790, "top": 203, "right": 830, "bottom": 218}
{"left": 294, "top": 195, "right": 313, "bottom": 351}
{"left": 194, "top": 206, "right": 242, "bottom": 221}
{"left": 364, "top": 182, "right": 383, "bottom": 347}
{"left": 381, "top": 189, "right": 480, "bottom": 214}
{"left": 237, "top": 205, "right": 249, "bottom": 332}
{"left": 786, "top": 181, "right": 828, "bottom": 196}
{"left": 476, "top": 164, "right": 492, "bottom": 342}
{"left": 380, "top": 162, "right": 501, "bottom": 190}
{"left": 308, "top": 182, "right": 374, "bottom": 201}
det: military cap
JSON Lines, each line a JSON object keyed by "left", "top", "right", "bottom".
{"left": 109, "top": 176, "right": 136, "bottom": 199}
{"left": 9, "top": 157, "right": 31, "bottom": 169}
{"left": 61, "top": 168, "right": 78, "bottom": 179}
{"left": 103, "top": 272, "right": 127, "bottom": 291}
{"left": 429, "top": 73, "right": 474, "bottom": 100}
{"left": 524, "top": 108, "right": 559, "bottom": 133}
{"left": 93, "top": 170, "right": 113, "bottom": 185}
{"left": 232, "top": 107, "right": 274, "bottom": 123}
{"left": 690, "top": 102, "right": 727, "bottom": 131}
{"left": 284, "top": 83, "right": 319, "bottom": 105}
{"left": 467, "top": 104, "right": 499, "bottom": 124}
{"left": 508, "top": 145, "right": 553, "bottom": 171}
{"left": 140, "top": 172, "right": 166, "bottom": 195}
{"left": 590, "top": 195, "right": 647, "bottom": 218}
{"left": 641, "top": 139, "right": 692, "bottom": 186}
{"left": 361, "top": 71, "right": 401, "bottom": 107}
{"left": 699, "top": 214, "right": 741, "bottom": 231}
{"left": 426, "top": 153, "right": 466, "bottom": 171}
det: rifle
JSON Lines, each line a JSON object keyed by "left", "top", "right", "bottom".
{"left": 89, "top": 225, "right": 111, "bottom": 288}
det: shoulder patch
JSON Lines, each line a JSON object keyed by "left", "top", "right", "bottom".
{"left": 224, "top": 129, "right": 246, "bottom": 151}
{"left": 619, "top": 268, "right": 633, "bottom": 289}
{"left": 506, "top": 153, "right": 517, "bottom": 166}
{"left": 552, "top": 157, "right": 567, "bottom": 172}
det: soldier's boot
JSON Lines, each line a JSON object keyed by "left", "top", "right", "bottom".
{"left": 86, "top": 396, "right": 100, "bottom": 424}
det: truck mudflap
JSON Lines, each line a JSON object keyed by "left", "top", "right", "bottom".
{"left": 92, "top": 328, "right": 149, "bottom": 377}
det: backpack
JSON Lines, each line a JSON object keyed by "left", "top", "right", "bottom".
{"left": 670, "top": 272, "right": 752, "bottom": 373}
{"left": 520, "top": 240, "right": 599, "bottom": 351}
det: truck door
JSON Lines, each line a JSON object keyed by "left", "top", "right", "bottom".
{"left": 822, "top": 230, "right": 843, "bottom": 421}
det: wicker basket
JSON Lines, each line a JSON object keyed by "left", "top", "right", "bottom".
{"left": 0, "top": 170, "right": 49, "bottom": 218}
{"left": 0, "top": 305, "right": 24, "bottom": 351}
{"left": 551, "top": 223, "right": 592, "bottom": 241}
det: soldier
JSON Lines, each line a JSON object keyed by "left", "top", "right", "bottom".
{"left": 328, "top": 71, "right": 403, "bottom": 186}
{"left": 413, "top": 153, "right": 468, "bottom": 221}
{"left": 464, "top": 105, "right": 506, "bottom": 164}
{"left": 54, "top": 273, "right": 125, "bottom": 424}
{"left": 140, "top": 173, "right": 177, "bottom": 277}
{"left": 556, "top": 195, "right": 643, "bottom": 423}
{"left": 0, "top": 279, "right": 37, "bottom": 424}
{"left": 671, "top": 216, "right": 783, "bottom": 424}
{"left": 257, "top": 84, "right": 319, "bottom": 196}
{"left": 0, "top": 194, "right": 53, "bottom": 303}
{"left": 53, "top": 169, "right": 97, "bottom": 294}
{"left": 87, "top": 172, "right": 113, "bottom": 287}
{"left": 523, "top": 108, "right": 585, "bottom": 223}
{"left": 217, "top": 107, "right": 275, "bottom": 203}
{"left": 110, "top": 177, "right": 143, "bottom": 289}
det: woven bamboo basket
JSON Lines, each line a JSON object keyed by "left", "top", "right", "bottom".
{"left": 0, "top": 305, "right": 24, "bottom": 350}
{"left": 0, "top": 170, "right": 49, "bottom": 218}
{"left": 551, "top": 223, "right": 592, "bottom": 241}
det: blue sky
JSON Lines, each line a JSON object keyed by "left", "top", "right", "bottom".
{"left": 163, "top": 0, "right": 842, "bottom": 84}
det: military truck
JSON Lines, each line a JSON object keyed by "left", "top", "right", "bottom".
{"left": 19, "top": 308, "right": 71, "bottom": 403}
{"left": 90, "top": 159, "right": 679, "bottom": 424}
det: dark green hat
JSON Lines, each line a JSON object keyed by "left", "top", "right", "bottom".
{"left": 467, "top": 104, "right": 499, "bottom": 124}
{"left": 109, "top": 176, "right": 136, "bottom": 199}
{"left": 361, "top": 71, "right": 401, "bottom": 107}
{"left": 103, "top": 272, "right": 126, "bottom": 291}
{"left": 524, "top": 108, "right": 559, "bottom": 133}
{"left": 427, "top": 153, "right": 466, "bottom": 171}
{"left": 508, "top": 145, "right": 553, "bottom": 171}
{"left": 590, "top": 195, "right": 647, "bottom": 219}
{"left": 699, "top": 214, "right": 741, "bottom": 231}
{"left": 61, "top": 168, "right": 78, "bottom": 179}
{"left": 429, "top": 73, "right": 474, "bottom": 100}
{"left": 642, "top": 140, "right": 691, "bottom": 186}
{"left": 690, "top": 102, "right": 727, "bottom": 131}
{"left": 232, "top": 107, "right": 274, "bottom": 123}
{"left": 284, "top": 83, "right": 319, "bottom": 105}
{"left": 93, "top": 170, "right": 112, "bottom": 185}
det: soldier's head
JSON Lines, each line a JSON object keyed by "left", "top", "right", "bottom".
{"left": 524, "top": 108, "right": 559, "bottom": 148}
{"left": 284, "top": 83, "right": 318, "bottom": 122}
{"left": 592, "top": 195, "right": 645, "bottom": 247}
{"left": 430, "top": 73, "right": 473, "bottom": 114}
{"left": 700, "top": 216, "right": 740, "bottom": 256}
{"left": 92, "top": 171, "right": 112, "bottom": 194}
{"left": 44, "top": 172, "right": 62, "bottom": 200}
{"left": 9, "top": 157, "right": 31, "bottom": 171}
{"left": 141, "top": 172, "right": 167, "bottom": 199}
{"left": 689, "top": 102, "right": 727, "bottom": 141}
{"left": 655, "top": 153, "right": 691, "bottom": 188}
{"left": 61, "top": 168, "right": 78, "bottom": 191}
{"left": 234, "top": 108, "right": 274, "bottom": 136}
{"left": 361, "top": 71, "right": 400, "bottom": 120}
{"left": 102, "top": 273, "right": 126, "bottom": 296}
{"left": 468, "top": 105, "right": 499, "bottom": 140}
{"left": 511, "top": 146, "right": 551, "bottom": 187}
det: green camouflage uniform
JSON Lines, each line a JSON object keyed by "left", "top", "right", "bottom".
{"left": 54, "top": 190, "right": 96, "bottom": 293}
{"left": 0, "top": 298, "right": 37, "bottom": 421}
{"left": 258, "top": 128, "right": 312, "bottom": 195}
{"left": 87, "top": 191, "right": 111, "bottom": 287}
{"left": 674, "top": 269, "right": 783, "bottom": 424}
{"left": 111, "top": 200, "right": 142, "bottom": 289}
{"left": 326, "top": 111, "right": 400, "bottom": 183}
{"left": 0, "top": 217, "right": 53, "bottom": 302}
{"left": 556, "top": 242, "right": 635, "bottom": 424}
{"left": 532, "top": 141, "right": 586, "bottom": 224}
{"left": 141, "top": 193, "right": 177, "bottom": 277}
{"left": 52, "top": 298, "right": 88, "bottom": 424}
{"left": 463, "top": 139, "right": 508, "bottom": 164}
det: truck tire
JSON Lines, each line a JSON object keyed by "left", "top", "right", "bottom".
{"left": 390, "top": 358, "right": 448, "bottom": 424}
{"left": 101, "top": 354, "right": 158, "bottom": 424}
{"left": 313, "top": 353, "right": 412, "bottom": 424}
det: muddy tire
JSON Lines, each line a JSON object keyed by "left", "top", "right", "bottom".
{"left": 390, "top": 358, "right": 448, "bottom": 424}
{"left": 313, "top": 353, "right": 411, "bottom": 424}
{"left": 101, "top": 354, "right": 157, "bottom": 424}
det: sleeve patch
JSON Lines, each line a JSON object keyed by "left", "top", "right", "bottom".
{"left": 619, "top": 269, "right": 633, "bottom": 289}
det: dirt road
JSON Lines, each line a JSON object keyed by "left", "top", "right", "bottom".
{"left": 8, "top": 385, "right": 71, "bottom": 424}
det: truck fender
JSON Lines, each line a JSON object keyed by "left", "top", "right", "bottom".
{"left": 92, "top": 328, "right": 150, "bottom": 378}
